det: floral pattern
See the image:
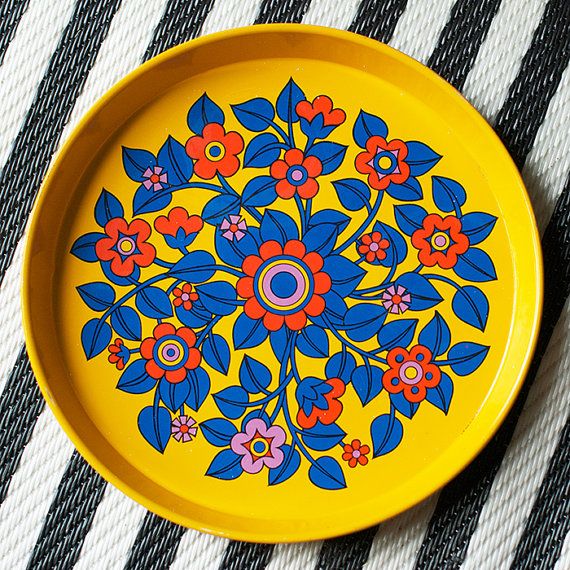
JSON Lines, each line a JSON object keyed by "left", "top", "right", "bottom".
{"left": 71, "top": 80, "right": 498, "bottom": 491}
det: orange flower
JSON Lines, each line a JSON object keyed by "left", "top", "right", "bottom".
{"left": 295, "top": 95, "right": 346, "bottom": 127}
{"left": 296, "top": 378, "right": 345, "bottom": 429}
{"left": 383, "top": 345, "right": 441, "bottom": 403}
{"left": 358, "top": 231, "right": 390, "bottom": 263}
{"left": 154, "top": 207, "right": 203, "bottom": 238}
{"left": 140, "top": 323, "right": 201, "bottom": 384}
{"left": 355, "top": 137, "right": 410, "bottom": 191}
{"left": 108, "top": 338, "right": 129, "bottom": 370}
{"left": 236, "top": 239, "right": 331, "bottom": 331}
{"left": 411, "top": 214, "right": 469, "bottom": 269}
{"left": 270, "top": 148, "right": 322, "bottom": 200}
{"left": 185, "top": 122, "right": 244, "bottom": 179}
{"left": 342, "top": 439, "right": 370, "bottom": 468}
{"left": 172, "top": 283, "right": 198, "bottom": 311}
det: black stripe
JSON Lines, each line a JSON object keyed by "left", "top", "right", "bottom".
{"left": 349, "top": 0, "right": 408, "bottom": 42}
{"left": 510, "top": 186, "right": 570, "bottom": 570}
{"left": 427, "top": 0, "right": 502, "bottom": 90}
{"left": 0, "top": 347, "right": 44, "bottom": 505}
{"left": 317, "top": 527, "right": 378, "bottom": 570}
{"left": 124, "top": 512, "right": 186, "bottom": 570}
{"left": 255, "top": 0, "right": 312, "bottom": 25}
{"left": 0, "top": 0, "right": 30, "bottom": 66}
{"left": 219, "top": 542, "right": 275, "bottom": 570}
{"left": 26, "top": 451, "right": 107, "bottom": 570}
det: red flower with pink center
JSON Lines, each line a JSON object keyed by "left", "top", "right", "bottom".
{"left": 270, "top": 148, "right": 323, "bottom": 200}
{"left": 342, "top": 439, "right": 370, "bottom": 468}
{"left": 355, "top": 137, "right": 410, "bottom": 191}
{"left": 172, "top": 283, "right": 198, "bottom": 311}
{"left": 358, "top": 231, "right": 390, "bottom": 263}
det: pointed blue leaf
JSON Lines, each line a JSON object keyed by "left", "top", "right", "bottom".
{"left": 137, "top": 405, "right": 171, "bottom": 453}
{"left": 302, "top": 223, "right": 337, "bottom": 256}
{"left": 233, "top": 313, "right": 269, "bottom": 349}
{"left": 133, "top": 183, "right": 173, "bottom": 215}
{"left": 386, "top": 176, "right": 422, "bottom": 201}
{"left": 426, "top": 372, "right": 453, "bottom": 413}
{"left": 394, "top": 204, "right": 428, "bottom": 235}
{"left": 447, "top": 342, "right": 489, "bottom": 376}
{"left": 213, "top": 386, "right": 249, "bottom": 419}
{"left": 268, "top": 444, "right": 300, "bottom": 485}
{"left": 371, "top": 414, "right": 403, "bottom": 457}
{"left": 187, "top": 93, "right": 224, "bottom": 134}
{"left": 239, "top": 355, "right": 272, "bottom": 393}
{"left": 187, "top": 366, "right": 210, "bottom": 411}
{"left": 390, "top": 392, "right": 419, "bottom": 419}
{"left": 202, "top": 194, "right": 240, "bottom": 225}
{"left": 452, "top": 285, "right": 489, "bottom": 331}
{"left": 244, "top": 133, "right": 281, "bottom": 168}
{"left": 232, "top": 98, "right": 275, "bottom": 131}
{"left": 322, "top": 255, "right": 365, "bottom": 296}
{"left": 432, "top": 176, "right": 466, "bottom": 212}
{"left": 117, "top": 359, "right": 155, "bottom": 394}
{"left": 332, "top": 178, "right": 371, "bottom": 211}
{"left": 196, "top": 281, "right": 237, "bottom": 316}
{"left": 157, "top": 135, "right": 193, "bottom": 185}
{"left": 307, "top": 141, "right": 347, "bottom": 175}
{"left": 351, "top": 365, "right": 383, "bottom": 405}
{"left": 405, "top": 141, "right": 441, "bottom": 176}
{"left": 396, "top": 272, "right": 443, "bottom": 310}
{"left": 297, "top": 325, "right": 329, "bottom": 358}
{"left": 110, "top": 306, "right": 141, "bottom": 341}
{"left": 206, "top": 449, "right": 243, "bottom": 480}
{"left": 242, "top": 175, "right": 278, "bottom": 207}
{"left": 122, "top": 147, "right": 155, "bottom": 182}
{"left": 136, "top": 286, "right": 173, "bottom": 319}
{"left": 454, "top": 248, "right": 497, "bottom": 282}
{"left": 301, "top": 422, "right": 346, "bottom": 451}
{"left": 308, "top": 456, "right": 346, "bottom": 490}
{"left": 81, "top": 318, "right": 112, "bottom": 359}
{"left": 215, "top": 225, "right": 260, "bottom": 267}
{"left": 170, "top": 251, "right": 217, "bottom": 283}
{"left": 460, "top": 212, "right": 497, "bottom": 245}
{"left": 70, "top": 232, "right": 105, "bottom": 262}
{"left": 377, "top": 319, "right": 418, "bottom": 351}
{"left": 94, "top": 189, "right": 123, "bottom": 227}
{"left": 77, "top": 282, "right": 115, "bottom": 311}
{"left": 203, "top": 333, "right": 230, "bottom": 374}
{"left": 344, "top": 304, "right": 386, "bottom": 341}
{"left": 159, "top": 378, "right": 191, "bottom": 412}
{"left": 325, "top": 351, "right": 357, "bottom": 383}
{"left": 418, "top": 311, "right": 450, "bottom": 356}
{"left": 372, "top": 221, "right": 407, "bottom": 267}
{"left": 276, "top": 78, "right": 305, "bottom": 123}
{"left": 260, "top": 209, "right": 298, "bottom": 245}
{"left": 308, "top": 209, "right": 350, "bottom": 233}
{"left": 353, "top": 110, "right": 388, "bottom": 147}
{"left": 200, "top": 418, "right": 238, "bottom": 447}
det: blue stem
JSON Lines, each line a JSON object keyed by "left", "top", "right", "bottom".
{"left": 196, "top": 315, "right": 221, "bottom": 347}
{"left": 294, "top": 195, "right": 306, "bottom": 235}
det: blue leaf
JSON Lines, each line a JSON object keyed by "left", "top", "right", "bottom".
{"left": 122, "top": 147, "right": 155, "bottom": 182}
{"left": 239, "top": 355, "right": 272, "bottom": 393}
{"left": 460, "top": 212, "right": 497, "bottom": 245}
{"left": 371, "top": 414, "right": 403, "bottom": 457}
{"left": 300, "top": 114, "right": 337, "bottom": 140}
{"left": 313, "top": 290, "right": 347, "bottom": 329}
{"left": 203, "top": 333, "right": 230, "bottom": 374}
{"left": 454, "top": 248, "right": 497, "bottom": 282}
{"left": 301, "top": 422, "right": 346, "bottom": 451}
{"left": 206, "top": 449, "right": 244, "bottom": 480}
{"left": 233, "top": 313, "right": 269, "bottom": 349}
{"left": 353, "top": 110, "right": 388, "bottom": 147}
{"left": 232, "top": 98, "right": 275, "bottom": 131}
{"left": 418, "top": 311, "right": 450, "bottom": 356}
{"left": 70, "top": 232, "right": 105, "bottom": 262}
{"left": 242, "top": 176, "right": 278, "bottom": 207}
{"left": 260, "top": 209, "right": 298, "bottom": 245}
{"left": 308, "top": 456, "right": 346, "bottom": 490}
{"left": 386, "top": 176, "right": 422, "bottom": 201}
{"left": 302, "top": 223, "right": 337, "bottom": 256}
{"left": 94, "top": 189, "right": 123, "bottom": 227}
{"left": 157, "top": 136, "right": 193, "bottom": 185}
{"left": 159, "top": 378, "right": 191, "bottom": 412}
{"left": 426, "top": 372, "right": 453, "bottom": 413}
{"left": 377, "top": 319, "right": 418, "bottom": 351}
{"left": 176, "top": 302, "right": 211, "bottom": 328}
{"left": 344, "top": 304, "right": 386, "bottom": 341}
{"left": 308, "top": 209, "right": 350, "bottom": 233}
{"left": 276, "top": 78, "right": 305, "bottom": 123}
{"left": 332, "top": 178, "right": 372, "bottom": 212}
{"left": 135, "top": 286, "right": 173, "bottom": 319}
{"left": 394, "top": 204, "right": 428, "bottom": 235}
{"left": 307, "top": 142, "right": 347, "bottom": 175}
{"left": 390, "top": 392, "right": 419, "bottom": 419}
{"left": 452, "top": 285, "right": 489, "bottom": 331}
{"left": 213, "top": 386, "right": 249, "bottom": 419}
{"left": 372, "top": 221, "right": 407, "bottom": 267}
{"left": 187, "top": 366, "right": 210, "bottom": 411}
{"left": 244, "top": 133, "right": 281, "bottom": 168}
{"left": 268, "top": 444, "right": 300, "bottom": 485}
{"left": 77, "top": 282, "right": 115, "bottom": 311}
{"left": 215, "top": 226, "right": 260, "bottom": 267}
{"left": 202, "top": 194, "right": 240, "bottom": 225}
{"left": 132, "top": 183, "right": 172, "bottom": 215}
{"left": 405, "top": 141, "right": 441, "bottom": 176}
{"left": 447, "top": 342, "right": 489, "bottom": 376}
{"left": 81, "top": 318, "right": 112, "bottom": 359}
{"left": 187, "top": 93, "right": 224, "bottom": 134}
{"left": 170, "top": 251, "right": 216, "bottom": 283}
{"left": 197, "top": 281, "right": 237, "bottom": 316}
{"left": 138, "top": 405, "right": 171, "bottom": 453}
{"left": 117, "top": 359, "right": 155, "bottom": 394}
{"left": 297, "top": 325, "right": 329, "bottom": 358}
{"left": 396, "top": 272, "right": 443, "bottom": 310}
{"left": 325, "top": 351, "right": 357, "bottom": 383}
{"left": 351, "top": 365, "right": 383, "bottom": 405}
{"left": 200, "top": 418, "right": 238, "bottom": 447}
{"left": 110, "top": 306, "right": 141, "bottom": 341}
{"left": 322, "top": 255, "right": 365, "bottom": 296}
{"left": 432, "top": 176, "right": 466, "bottom": 213}
{"left": 270, "top": 327, "right": 289, "bottom": 360}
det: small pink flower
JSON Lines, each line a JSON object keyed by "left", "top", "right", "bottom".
{"left": 382, "top": 285, "right": 411, "bottom": 314}
{"left": 171, "top": 415, "right": 197, "bottom": 442}
{"left": 220, "top": 215, "right": 247, "bottom": 241}
{"left": 142, "top": 166, "right": 168, "bottom": 191}
{"left": 230, "top": 418, "right": 286, "bottom": 474}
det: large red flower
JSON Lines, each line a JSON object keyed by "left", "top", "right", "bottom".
{"left": 383, "top": 345, "right": 441, "bottom": 403}
{"left": 411, "top": 214, "right": 469, "bottom": 269}
{"left": 355, "top": 137, "right": 410, "bottom": 191}
{"left": 270, "top": 148, "right": 322, "bottom": 200}
{"left": 295, "top": 95, "right": 346, "bottom": 127}
{"left": 236, "top": 239, "right": 331, "bottom": 331}
{"left": 297, "top": 377, "right": 345, "bottom": 429}
{"left": 140, "top": 323, "right": 201, "bottom": 384}
{"left": 95, "top": 217, "right": 155, "bottom": 277}
{"left": 154, "top": 207, "right": 203, "bottom": 238}
{"left": 185, "top": 122, "right": 244, "bottom": 179}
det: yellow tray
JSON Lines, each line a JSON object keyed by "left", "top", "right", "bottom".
{"left": 22, "top": 24, "right": 542, "bottom": 542}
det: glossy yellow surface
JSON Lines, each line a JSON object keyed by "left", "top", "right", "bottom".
{"left": 22, "top": 25, "right": 542, "bottom": 542}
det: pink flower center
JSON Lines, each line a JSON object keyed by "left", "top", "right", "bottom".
{"left": 290, "top": 168, "right": 304, "bottom": 182}
{"left": 181, "top": 293, "right": 190, "bottom": 301}
{"left": 352, "top": 449, "right": 361, "bottom": 458}
{"left": 369, "top": 242, "right": 379, "bottom": 252}
{"left": 434, "top": 234, "right": 447, "bottom": 247}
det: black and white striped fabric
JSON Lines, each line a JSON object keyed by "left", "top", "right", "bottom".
{"left": 0, "top": 0, "right": 568, "bottom": 568}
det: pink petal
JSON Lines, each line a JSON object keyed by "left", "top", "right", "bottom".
{"left": 143, "top": 167, "right": 153, "bottom": 178}
{"left": 397, "top": 285, "right": 406, "bottom": 295}
{"left": 402, "top": 294, "right": 411, "bottom": 302}
{"left": 231, "top": 432, "right": 252, "bottom": 455}
{"left": 159, "top": 173, "right": 168, "bottom": 183}
{"left": 182, "top": 432, "right": 192, "bottom": 443}
{"left": 234, "top": 230, "right": 245, "bottom": 241}
{"left": 173, "top": 432, "right": 182, "bottom": 441}
{"left": 387, "top": 285, "right": 396, "bottom": 295}
{"left": 188, "top": 426, "right": 198, "bottom": 436}
{"left": 220, "top": 219, "right": 230, "bottom": 230}
{"left": 266, "top": 424, "right": 286, "bottom": 447}
{"left": 391, "top": 149, "right": 399, "bottom": 159}
{"left": 263, "top": 447, "right": 284, "bottom": 469}
{"left": 153, "top": 183, "right": 162, "bottom": 191}
{"left": 222, "top": 230, "right": 234, "bottom": 241}
{"left": 143, "top": 179, "right": 153, "bottom": 189}
{"left": 237, "top": 220, "right": 247, "bottom": 230}
{"left": 154, "top": 166, "right": 163, "bottom": 174}
{"left": 384, "top": 300, "right": 393, "bottom": 310}
{"left": 245, "top": 418, "right": 268, "bottom": 438}
{"left": 399, "top": 302, "right": 409, "bottom": 312}
{"left": 241, "top": 454, "right": 264, "bottom": 474}
{"left": 229, "top": 215, "right": 240, "bottom": 224}
{"left": 382, "top": 292, "right": 391, "bottom": 301}
{"left": 390, "top": 305, "right": 399, "bottom": 313}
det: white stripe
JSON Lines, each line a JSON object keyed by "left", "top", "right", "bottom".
{"left": 555, "top": 527, "right": 570, "bottom": 570}
{"left": 201, "top": 0, "right": 264, "bottom": 35}
{"left": 302, "top": 0, "right": 361, "bottom": 29}
{"left": 0, "top": 410, "right": 73, "bottom": 570}
{"left": 390, "top": 0, "right": 456, "bottom": 64}
{"left": 0, "top": 0, "right": 76, "bottom": 168}
{"left": 169, "top": 531, "right": 229, "bottom": 570}
{"left": 73, "top": 486, "right": 147, "bottom": 570}
{"left": 521, "top": 62, "right": 570, "bottom": 232}
{"left": 462, "top": 0, "right": 548, "bottom": 122}
{"left": 267, "top": 541, "right": 323, "bottom": 570}
{"left": 462, "top": 299, "right": 570, "bottom": 570}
